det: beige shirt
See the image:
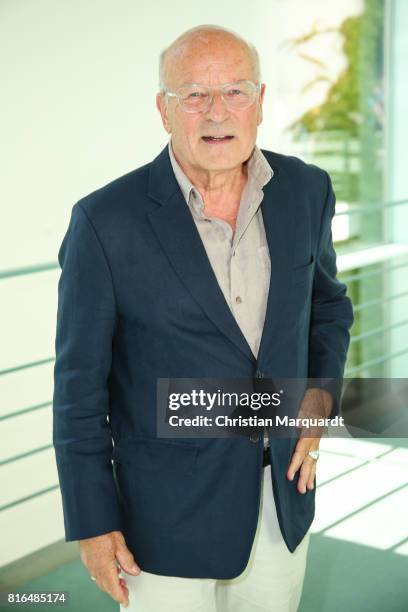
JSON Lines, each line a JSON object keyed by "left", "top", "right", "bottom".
{"left": 168, "top": 141, "right": 273, "bottom": 447}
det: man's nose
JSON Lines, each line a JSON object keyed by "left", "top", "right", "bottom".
{"left": 204, "top": 90, "right": 230, "bottom": 121}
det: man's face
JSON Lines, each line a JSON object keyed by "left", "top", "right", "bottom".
{"left": 156, "top": 35, "right": 266, "bottom": 173}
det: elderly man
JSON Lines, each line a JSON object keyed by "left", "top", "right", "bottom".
{"left": 53, "top": 24, "right": 353, "bottom": 612}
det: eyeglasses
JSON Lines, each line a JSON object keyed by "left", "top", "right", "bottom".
{"left": 164, "top": 80, "right": 261, "bottom": 113}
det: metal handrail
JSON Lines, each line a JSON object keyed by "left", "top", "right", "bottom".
{"left": 335, "top": 197, "right": 408, "bottom": 216}
{"left": 340, "top": 261, "right": 408, "bottom": 284}
{"left": 345, "top": 347, "right": 408, "bottom": 376}
{"left": 0, "top": 262, "right": 59, "bottom": 280}
{"left": 352, "top": 290, "right": 408, "bottom": 313}
{"left": 0, "top": 358, "right": 55, "bottom": 378}
{"left": 0, "top": 401, "right": 52, "bottom": 422}
{"left": 350, "top": 319, "right": 408, "bottom": 343}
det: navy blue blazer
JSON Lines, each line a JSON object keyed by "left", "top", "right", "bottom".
{"left": 53, "top": 144, "right": 354, "bottom": 579}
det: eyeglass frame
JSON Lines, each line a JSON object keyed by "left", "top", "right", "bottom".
{"left": 162, "top": 79, "right": 262, "bottom": 113}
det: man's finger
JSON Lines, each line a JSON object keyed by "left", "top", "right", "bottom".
{"left": 287, "top": 448, "right": 306, "bottom": 481}
{"left": 306, "top": 473, "right": 316, "bottom": 490}
{"left": 103, "top": 565, "right": 130, "bottom": 607}
{"left": 287, "top": 437, "right": 312, "bottom": 479}
{"left": 306, "top": 456, "right": 317, "bottom": 490}
{"left": 116, "top": 544, "right": 141, "bottom": 576}
{"left": 298, "top": 457, "right": 316, "bottom": 494}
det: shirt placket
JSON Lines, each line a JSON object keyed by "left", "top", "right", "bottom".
{"left": 181, "top": 159, "right": 272, "bottom": 450}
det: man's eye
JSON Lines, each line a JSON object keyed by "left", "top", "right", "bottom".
{"left": 225, "top": 89, "right": 243, "bottom": 96}
{"left": 187, "top": 91, "right": 206, "bottom": 99}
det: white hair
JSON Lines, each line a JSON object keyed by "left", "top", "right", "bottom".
{"left": 158, "top": 24, "right": 261, "bottom": 92}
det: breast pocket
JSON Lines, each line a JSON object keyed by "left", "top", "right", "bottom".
{"left": 292, "top": 256, "right": 315, "bottom": 287}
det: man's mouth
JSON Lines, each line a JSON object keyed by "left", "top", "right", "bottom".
{"left": 201, "top": 135, "right": 234, "bottom": 143}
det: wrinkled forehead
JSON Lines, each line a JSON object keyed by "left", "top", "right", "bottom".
{"left": 165, "top": 36, "right": 256, "bottom": 89}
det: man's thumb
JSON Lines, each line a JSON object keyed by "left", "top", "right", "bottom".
{"left": 116, "top": 545, "right": 141, "bottom": 575}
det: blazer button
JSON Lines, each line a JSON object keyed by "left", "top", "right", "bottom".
{"left": 249, "top": 433, "right": 260, "bottom": 443}
{"left": 255, "top": 370, "right": 264, "bottom": 379}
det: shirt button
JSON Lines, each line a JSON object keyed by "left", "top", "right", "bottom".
{"left": 204, "top": 218, "right": 211, "bottom": 222}
{"left": 235, "top": 296, "right": 242, "bottom": 304}
{"left": 249, "top": 433, "right": 260, "bottom": 443}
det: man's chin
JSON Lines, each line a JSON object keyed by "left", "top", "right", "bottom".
{"left": 197, "top": 151, "right": 246, "bottom": 173}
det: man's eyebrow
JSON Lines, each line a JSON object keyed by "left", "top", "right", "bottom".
{"left": 176, "top": 79, "right": 249, "bottom": 87}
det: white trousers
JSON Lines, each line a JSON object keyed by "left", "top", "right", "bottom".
{"left": 120, "top": 467, "right": 310, "bottom": 612}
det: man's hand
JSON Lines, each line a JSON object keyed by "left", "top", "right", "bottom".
{"left": 287, "top": 436, "right": 320, "bottom": 494}
{"left": 287, "top": 388, "right": 332, "bottom": 494}
{"left": 79, "top": 530, "right": 140, "bottom": 608}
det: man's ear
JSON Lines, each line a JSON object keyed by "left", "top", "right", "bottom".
{"left": 257, "top": 83, "right": 266, "bottom": 126}
{"left": 156, "top": 93, "right": 171, "bottom": 134}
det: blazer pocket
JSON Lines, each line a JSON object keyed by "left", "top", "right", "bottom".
{"left": 112, "top": 437, "right": 200, "bottom": 531}
{"left": 292, "top": 256, "right": 315, "bottom": 287}
{"left": 112, "top": 437, "right": 199, "bottom": 476}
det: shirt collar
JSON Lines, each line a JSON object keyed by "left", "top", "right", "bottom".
{"left": 168, "top": 140, "right": 273, "bottom": 206}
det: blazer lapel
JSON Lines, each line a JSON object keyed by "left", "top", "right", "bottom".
{"left": 256, "top": 155, "right": 296, "bottom": 366}
{"left": 146, "top": 145, "right": 255, "bottom": 364}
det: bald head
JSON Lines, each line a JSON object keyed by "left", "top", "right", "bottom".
{"left": 159, "top": 25, "right": 261, "bottom": 91}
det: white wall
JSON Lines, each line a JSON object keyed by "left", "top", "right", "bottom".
{"left": 0, "top": 0, "right": 362, "bottom": 567}
{"left": 0, "top": 0, "right": 362, "bottom": 268}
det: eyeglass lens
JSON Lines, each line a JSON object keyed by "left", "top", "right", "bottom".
{"left": 177, "top": 81, "right": 258, "bottom": 111}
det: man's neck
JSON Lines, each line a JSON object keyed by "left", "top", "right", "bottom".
{"left": 171, "top": 145, "right": 249, "bottom": 215}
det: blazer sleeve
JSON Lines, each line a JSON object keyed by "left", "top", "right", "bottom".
{"left": 307, "top": 170, "right": 354, "bottom": 418}
{"left": 53, "top": 202, "right": 123, "bottom": 541}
